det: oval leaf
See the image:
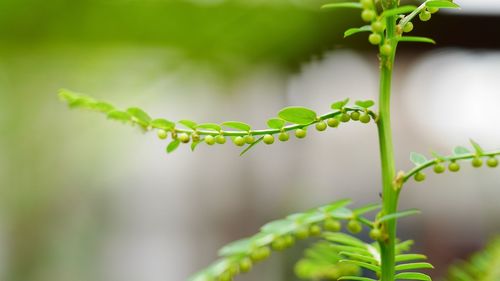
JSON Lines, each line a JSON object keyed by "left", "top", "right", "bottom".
{"left": 267, "top": 118, "right": 286, "bottom": 129}
{"left": 196, "top": 123, "right": 221, "bottom": 132}
{"left": 107, "top": 110, "right": 131, "bottom": 122}
{"left": 453, "top": 146, "right": 471, "bottom": 156}
{"left": 426, "top": 0, "right": 460, "bottom": 9}
{"left": 378, "top": 209, "right": 421, "bottom": 223}
{"left": 179, "top": 120, "right": 197, "bottom": 130}
{"left": 382, "top": 5, "right": 417, "bottom": 17}
{"left": 355, "top": 100, "right": 375, "bottom": 109}
{"left": 321, "top": 2, "right": 362, "bottom": 10}
{"left": 344, "top": 25, "right": 371, "bottom": 38}
{"left": 410, "top": 152, "right": 428, "bottom": 166}
{"left": 151, "top": 118, "right": 175, "bottom": 130}
{"left": 278, "top": 106, "right": 317, "bottom": 125}
{"left": 127, "top": 107, "right": 151, "bottom": 126}
{"left": 221, "top": 121, "right": 251, "bottom": 132}
{"left": 399, "top": 36, "right": 436, "bottom": 44}
{"left": 394, "top": 272, "right": 431, "bottom": 281}
{"left": 469, "top": 139, "right": 484, "bottom": 155}
{"left": 331, "top": 98, "right": 350, "bottom": 110}
{"left": 166, "top": 139, "right": 180, "bottom": 153}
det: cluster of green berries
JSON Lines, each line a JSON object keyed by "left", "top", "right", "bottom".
{"left": 419, "top": 6, "right": 439, "bottom": 22}
{"left": 414, "top": 156, "right": 499, "bottom": 182}
{"left": 359, "top": 0, "right": 393, "bottom": 56}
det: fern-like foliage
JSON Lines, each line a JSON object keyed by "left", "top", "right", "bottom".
{"left": 445, "top": 237, "right": 500, "bottom": 281}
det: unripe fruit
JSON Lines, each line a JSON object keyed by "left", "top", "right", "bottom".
{"left": 295, "top": 129, "right": 307, "bottom": 139}
{"left": 487, "top": 157, "right": 498, "bottom": 168}
{"left": 279, "top": 132, "right": 289, "bottom": 142}
{"left": 380, "top": 44, "right": 392, "bottom": 56}
{"left": 324, "top": 218, "right": 341, "bottom": 232}
{"left": 250, "top": 247, "right": 271, "bottom": 262}
{"left": 157, "top": 129, "right": 168, "bottom": 140}
{"left": 360, "top": 114, "right": 371, "bottom": 124}
{"left": 171, "top": 131, "right": 177, "bottom": 139}
{"left": 350, "top": 111, "right": 360, "bottom": 121}
{"left": 414, "top": 172, "right": 426, "bottom": 182}
{"left": 295, "top": 227, "right": 309, "bottom": 240}
{"left": 309, "top": 224, "right": 322, "bottom": 236}
{"left": 369, "top": 228, "right": 382, "bottom": 241}
{"left": 371, "top": 21, "right": 384, "bottom": 33}
{"left": 347, "top": 220, "right": 362, "bottom": 234}
{"left": 472, "top": 157, "right": 483, "bottom": 168}
{"left": 340, "top": 113, "right": 350, "bottom": 123}
{"left": 219, "top": 271, "right": 232, "bottom": 281}
{"left": 428, "top": 7, "right": 439, "bottom": 14}
{"left": 239, "top": 258, "right": 253, "bottom": 273}
{"left": 234, "top": 136, "right": 245, "bottom": 146}
{"left": 245, "top": 135, "right": 255, "bottom": 144}
{"left": 419, "top": 11, "right": 431, "bottom": 21}
{"left": 448, "top": 161, "right": 460, "bottom": 172}
{"left": 433, "top": 163, "right": 445, "bottom": 174}
{"left": 327, "top": 118, "right": 339, "bottom": 128}
{"left": 263, "top": 134, "right": 274, "bottom": 145}
{"left": 361, "top": 9, "right": 376, "bottom": 22}
{"left": 284, "top": 235, "right": 295, "bottom": 247}
{"left": 191, "top": 132, "right": 200, "bottom": 142}
{"left": 271, "top": 237, "right": 286, "bottom": 251}
{"left": 360, "top": 0, "right": 372, "bottom": 9}
{"left": 205, "top": 135, "right": 215, "bottom": 145}
{"left": 179, "top": 133, "right": 190, "bottom": 143}
{"left": 403, "top": 22, "right": 414, "bottom": 33}
{"left": 316, "top": 121, "right": 327, "bottom": 132}
{"left": 216, "top": 135, "right": 226, "bottom": 144}
{"left": 369, "top": 33, "right": 382, "bottom": 45}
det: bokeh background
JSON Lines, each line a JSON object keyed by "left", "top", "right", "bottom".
{"left": 1, "top": 0, "right": 500, "bottom": 281}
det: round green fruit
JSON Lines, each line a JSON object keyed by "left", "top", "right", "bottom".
{"left": 487, "top": 157, "right": 498, "bottom": 168}
{"left": 271, "top": 237, "right": 286, "bottom": 251}
{"left": 279, "top": 132, "right": 289, "bottom": 142}
{"left": 327, "top": 118, "right": 339, "bottom": 128}
{"left": 295, "top": 129, "right": 307, "bottom": 139}
{"left": 295, "top": 227, "right": 309, "bottom": 240}
{"left": 245, "top": 135, "right": 255, "bottom": 144}
{"left": 234, "top": 136, "right": 245, "bottom": 146}
{"left": 204, "top": 135, "right": 215, "bottom": 145}
{"left": 347, "top": 220, "right": 362, "bottom": 234}
{"left": 309, "top": 224, "right": 322, "bottom": 236}
{"left": 472, "top": 157, "right": 483, "bottom": 168}
{"left": 371, "top": 21, "right": 384, "bottom": 33}
{"left": 239, "top": 258, "right": 253, "bottom": 273}
{"left": 340, "top": 113, "right": 350, "bottom": 123}
{"left": 216, "top": 135, "right": 226, "bottom": 144}
{"left": 448, "top": 162, "right": 460, "bottom": 172}
{"left": 428, "top": 7, "right": 439, "bottom": 14}
{"left": 178, "top": 133, "right": 190, "bottom": 143}
{"left": 419, "top": 11, "right": 431, "bottom": 21}
{"left": 380, "top": 44, "right": 392, "bottom": 56}
{"left": 360, "top": 0, "right": 372, "bottom": 9}
{"left": 157, "top": 129, "right": 168, "bottom": 140}
{"left": 350, "top": 111, "right": 361, "bottom": 121}
{"left": 191, "top": 132, "right": 200, "bottom": 142}
{"left": 403, "top": 22, "right": 414, "bottom": 33}
{"left": 369, "top": 228, "right": 382, "bottom": 241}
{"left": 324, "top": 218, "right": 341, "bottom": 232}
{"left": 360, "top": 114, "right": 371, "bottom": 124}
{"left": 250, "top": 247, "right": 271, "bottom": 262}
{"left": 361, "top": 9, "right": 376, "bottom": 22}
{"left": 284, "top": 235, "right": 295, "bottom": 247}
{"left": 263, "top": 134, "right": 275, "bottom": 145}
{"left": 433, "top": 163, "right": 445, "bottom": 174}
{"left": 414, "top": 172, "right": 426, "bottom": 182}
{"left": 369, "top": 33, "right": 382, "bottom": 45}
{"left": 316, "top": 121, "right": 327, "bottom": 132}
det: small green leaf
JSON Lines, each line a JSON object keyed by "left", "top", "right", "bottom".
{"left": 410, "top": 152, "right": 428, "bottom": 166}
{"left": 378, "top": 209, "right": 421, "bottom": 223}
{"left": 278, "top": 106, "right": 317, "bottom": 125}
{"left": 240, "top": 137, "right": 263, "bottom": 156}
{"left": 127, "top": 107, "right": 151, "bottom": 126}
{"left": 166, "top": 140, "right": 180, "bottom": 153}
{"left": 321, "top": 2, "right": 363, "bottom": 10}
{"left": 395, "top": 254, "right": 427, "bottom": 263}
{"left": 58, "top": 89, "right": 80, "bottom": 103}
{"left": 399, "top": 36, "right": 436, "bottom": 44}
{"left": 91, "top": 102, "right": 115, "bottom": 113}
{"left": 382, "top": 5, "right": 417, "bottom": 17}
{"left": 107, "top": 110, "right": 131, "bottom": 122}
{"left": 191, "top": 141, "right": 201, "bottom": 152}
{"left": 395, "top": 262, "right": 434, "bottom": 271}
{"left": 267, "top": 118, "right": 286, "bottom": 129}
{"left": 469, "top": 139, "right": 484, "bottom": 155}
{"left": 319, "top": 199, "right": 352, "bottom": 213}
{"left": 221, "top": 121, "right": 251, "bottom": 131}
{"left": 426, "top": 0, "right": 460, "bottom": 9}
{"left": 179, "top": 120, "right": 198, "bottom": 130}
{"left": 261, "top": 219, "right": 296, "bottom": 235}
{"left": 339, "top": 252, "right": 379, "bottom": 264}
{"left": 196, "top": 123, "right": 221, "bottom": 132}
{"left": 68, "top": 97, "right": 96, "bottom": 109}
{"left": 353, "top": 203, "right": 381, "bottom": 216}
{"left": 430, "top": 151, "right": 446, "bottom": 161}
{"left": 218, "top": 238, "right": 252, "bottom": 256}
{"left": 394, "top": 272, "right": 431, "bottom": 281}
{"left": 354, "top": 100, "right": 375, "bottom": 109}
{"left": 338, "top": 277, "right": 378, "bottom": 281}
{"left": 324, "top": 232, "right": 366, "bottom": 248}
{"left": 453, "top": 146, "right": 471, "bottom": 156}
{"left": 331, "top": 98, "right": 350, "bottom": 110}
{"left": 151, "top": 118, "right": 175, "bottom": 130}
{"left": 339, "top": 260, "right": 380, "bottom": 273}
{"left": 344, "top": 25, "right": 371, "bottom": 38}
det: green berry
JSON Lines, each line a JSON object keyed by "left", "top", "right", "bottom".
{"left": 245, "top": 135, "right": 255, "bottom": 144}
{"left": 295, "top": 129, "right": 307, "bottom": 139}
{"left": 216, "top": 135, "right": 226, "bottom": 144}
{"left": 360, "top": 0, "right": 372, "bottom": 9}
{"left": 369, "top": 33, "right": 382, "bottom": 45}
{"left": 369, "top": 228, "right": 382, "bottom": 241}
{"left": 340, "top": 113, "right": 350, "bottom": 123}
{"left": 171, "top": 131, "right": 177, "bottom": 139}
{"left": 309, "top": 224, "right": 322, "bottom": 236}
{"left": 472, "top": 157, "right": 483, "bottom": 168}
{"left": 271, "top": 237, "right": 286, "bottom": 251}
{"left": 327, "top": 118, "right": 339, "bottom": 128}
{"left": 219, "top": 271, "right": 232, "bottom": 281}
{"left": 428, "top": 7, "right": 439, "bottom": 14}
{"left": 250, "top": 247, "right": 271, "bottom": 262}
{"left": 239, "top": 258, "right": 253, "bottom": 273}
{"left": 380, "top": 44, "right": 392, "bottom": 56}
{"left": 284, "top": 235, "right": 295, "bottom": 247}
{"left": 361, "top": 9, "right": 376, "bottom": 22}
{"left": 234, "top": 136, "right": 245, "bottom": 146}
{"left": 347, "top": 220, "right": 362, "bottom": 234}
{"left": 191, "top": 132, "right": 200, "bottom": 142}
{"left": 371, "top": 21, "right": 384, "bottom": 33}
{"left": 487, "top": 157, "right": 498, "bottom": 168}
{"left": 263, "top": 134, "right": 274, "bottom": 145}
{"left": 433, "top": 163, "right": 445, "bottom": 174}
{"left": 178, "top": 133, "right": 190, "bottom": 143}
{"left": 316, "top": 121, "right": 327, "bottom": 132}
{"left": 324, "top": 218, "right": 341, "bottom": 232}
{"left": 279, "top": 132, "right": 289, "bottom": 142}
{"left": 350, "top": 111, "right": 360, "bottom": 121}
{"left": 419, "top": 10, "right": 431, "bottom": 21}
{"left": 414, "top": 172, "right": 426, "bottom": 182}
{"left": 403, "top": 22, "right": 414, "bottom": 33}
{"left": 295, "top": 227, "right": 309, "bottom": 240}
{"left": 360, "top": 113, "right": 371, "bottom": 124}
{"left": 205, "top": 135, "right": 215, "bottom": 145}
{"left": 448, "top": 162, "right": 460, "bottom": 172}
{"left": 157, "top": 129, "right": 168, "bottom": 140}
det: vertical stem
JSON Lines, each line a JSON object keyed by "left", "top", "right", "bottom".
{"left": 377, "top": 13, "right": 399, "bottom": 281}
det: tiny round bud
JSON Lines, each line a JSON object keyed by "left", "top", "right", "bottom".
{"left": 380, "top": 44, "right": 392, "bottom": 56}
{"left": 433, "top": 163, "right": 445, "bottom": 174}
{"left": 369, "top": 33, "right": 382, "bottom": 45}
{"left": 361, "top": 9, "right": 376, "bottom": 22}
{"left": 347, "top": 220, "right": 362, "bottom": 234}
{"left": 250, "top": 247, "right": 271, "bottom": 262}
{"left": 179, "top": 133, "right": 190, "bottom": 143}
{"left": 419, "top": 10, "right": 431, "bottom": 21}
{"left": 487, "top": 157, "right": 499, "bottom": 168}
{"left": 157, "top": 129, "right": 168, "bottom": 140}
{"left": 205, "top": 135, "right": 215, "bottom": 145}
{"left": 216, "top": 135, "right": 226, "bottom": 144}
{"left": 271, "top": 237, "right": 287, "bottom": 251}
{"left": 340, "top": 113, "right": 350, "bottom": 123}
{"left": 371, "top": 21, "right": 384, "bottom": 33}
{"left": 309, "top": 224, "right": 322, "bottom": 236}
{"left": 263, "top": 134, "right": 275, "bottom": 145}
{"left": 239, "top": 258, "right": 253, "bottom": 273}
{"left": 295, "top": 129, "right": 307, "bottom": 139}
{"left": 324, "top": 218, "right": 341, "bottom": 232}
{"left": 245, "top": 135, "right": 255, "bottom": 144}
{"left": 295, "top": 227, "right": 309, "bottom": 240}
{"left": 284, "top": 235, "right": 295, "bottom": 247}
{"left": 472, "top": 157, "right": 483, "bottom": 168}
{"left": 403, "top": 22, "right": 414, "bottom": 33}
{"left": 369, "top": 228, "right": 382, "bottom": 241}
{"left": 279, "top": 132, "right": 289, "bottom": 142}
{"left": 191, "top": 132, "right": 200, "bottom": 142}
{"left": 360, "top": 113, "right": 371, "bottom": 124}
{"left": 414, "top": 172, "right": 426, "bottom": 182}
{"left": 350, "top": 111, "right": 360, "bottom": 121}
{"left": 448, "top": 161, "right": 460, "bottom": 172}
{"left": 234, "top": 136, "right": 245, "bottom": 146}
{"left": 316, "top": 121, "right": 327, "bottom": 132}
{"left": 327, "top": 118, "right": 339, "bottom": 128}
{"left": 360, "top": 0, "right": 372, "bottom": 9}
{"left": 219, "top": 271, "right": 232, "bottom": 281}
{"left": 428, "top": 7, "right": 439, "bottom": 14}
{"left": 171, "top": 131, "right": 177, "bottom": 139}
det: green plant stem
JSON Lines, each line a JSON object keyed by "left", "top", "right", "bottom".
{"left": 377, "top": 12, "right": 399, "bottom": 281}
